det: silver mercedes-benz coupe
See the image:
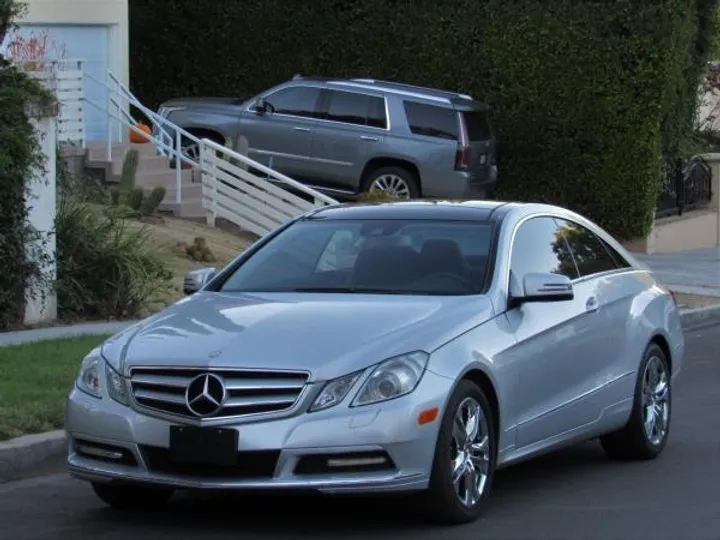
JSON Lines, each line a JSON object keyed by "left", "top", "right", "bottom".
{"left": 66, "top": 201, "right": 684, "bottom": 524}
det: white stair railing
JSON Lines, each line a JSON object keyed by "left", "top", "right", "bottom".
{"left": 80, "top": 68, "right": 338, "bottom": 231}
{"left": 201, "top": 139, "right": 337, "bottom": 237}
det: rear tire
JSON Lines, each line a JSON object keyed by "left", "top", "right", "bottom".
{"left": 422, "top": 380, "right": 496, "bottom": 525}
{"left": 361, "top": 166, "right": 420, "bottom": 200}
{"left": 600, "top": 343, "right": 671, "bottom": 460}
{"left": 91, "top": 482, "right": 174, "bottom": 511}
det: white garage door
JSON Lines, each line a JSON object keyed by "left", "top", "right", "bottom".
{"left": 16, "top": 24, "right": 110, "bottom": 142}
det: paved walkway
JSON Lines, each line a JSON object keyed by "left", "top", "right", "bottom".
{"left": 637, "top": 247, "right": 720, "bottom": 297}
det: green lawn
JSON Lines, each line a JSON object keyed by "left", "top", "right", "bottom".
{"left": 0, "top": 335, "right": 111, "bottom": 441}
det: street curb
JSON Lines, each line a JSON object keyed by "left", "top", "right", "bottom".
{"left": 0, "top": 320, "right": 138, "bottom": 347}
{"left": 0, "top": 431, "right": 66, "bottom": 482}
{"left": 679, "top": 304, "right": 720, "bottom": 328}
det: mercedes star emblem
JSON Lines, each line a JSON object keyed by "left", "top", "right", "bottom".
{"left": 185, "top": 373, "right": 227, "bottom": 417}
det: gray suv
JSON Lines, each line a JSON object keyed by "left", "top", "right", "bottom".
{"left": 158, "top": 76, "right": 498, "bottom": 199}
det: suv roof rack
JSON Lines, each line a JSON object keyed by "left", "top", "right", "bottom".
{"left": 349, "top": 78, "right": 473, "bottom": 100}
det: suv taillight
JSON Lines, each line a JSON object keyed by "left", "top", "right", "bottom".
{"left": 454, "top": 111, "right": 470, "bottom": 171}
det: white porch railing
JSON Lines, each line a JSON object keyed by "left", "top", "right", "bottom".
{"left": 19, "top": 59, "right": 85, "bottom": 146}
{"left": 76, "top": 66, "right": 338, "bottom": 233}
{"left": 201, "top": 139, "right": 337, "bottom": 237}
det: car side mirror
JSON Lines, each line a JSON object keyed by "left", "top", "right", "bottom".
{"left": 509, "top": 272, "right": 573, "bottom": 309}
{"left": 183, "top": 267, "right": 217, "bottom": 295}
{"left": 253, "top": 98, "right": 268, "bottom": 115}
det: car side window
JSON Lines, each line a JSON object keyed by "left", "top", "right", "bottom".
{"left": 510, "top": 217, "right": 579, "bottom": 281}
{"left": 403, "top": 101, "right": 459, "bottom": 140}
{"left": 323, "top": 90, "right": 387, "bottom": 128}
{"left": 553, "top": 219, "right": 619, "bottom": 277}
{"left": 264, "top": 86, "right": 322, "bottom": 118}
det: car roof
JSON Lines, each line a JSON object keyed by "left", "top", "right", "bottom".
{"left": 304, "top": 200, "right": 520, "bottom": 223}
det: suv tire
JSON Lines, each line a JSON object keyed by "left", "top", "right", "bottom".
{"left": 362, "top": 166, "right": 420, "bottom": 199}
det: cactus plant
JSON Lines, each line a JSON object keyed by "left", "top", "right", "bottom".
{"left": 119, "top": 148, "right": 139, "bottom": 191}
{"left": 140, "top": 186, "right": 167, "bottom": 216}
{"left": 126, "top": 187, "right": 145, "bottom": 211}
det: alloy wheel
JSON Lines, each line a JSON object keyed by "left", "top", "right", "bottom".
{"left": 450, "top": 397, "right": 491, "bottom": 507}
{"left": 369, "top": 174, "right": 411, "bottom": 199}
{"left": 641, "top": 355, "right": 670, "bottom": 446}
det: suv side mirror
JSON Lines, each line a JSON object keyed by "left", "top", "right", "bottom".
{"left": 183, "top": 267, "right": 217, "bottom": 295}
{"left": 509, "top": 272, "right": 573, "bottom": 309}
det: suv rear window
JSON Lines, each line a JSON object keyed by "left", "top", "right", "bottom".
{"left": 462, "top": 111, "right": 492, "bottom": 141}
{"left": 403, "top": 101, "right": 459, "bottom": 141}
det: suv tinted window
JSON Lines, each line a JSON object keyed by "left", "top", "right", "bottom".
{"left": 554, "top": 219, "right": 618, "bottom": 277}
{"left": 403, "top": 101, "right": 458, "bottom": 140}
{"left": 265, "top": 86, "right": 322, "bottom": 118}
{"left": 510, "top": 217, "right": 579, "bottom": 280}
{"left": 463, "top": 111, "right": 492, "bottom": 141}
{"left": 324, "top": 90, "right": 386, "bottom": 128}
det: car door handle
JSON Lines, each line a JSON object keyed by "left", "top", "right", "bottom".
{"left": 586, "top": 296, "right": 599, "bottom": 313}
{"left": 293, "top": 126, "right": 311, "bottom": 132}
{"left": 360, "top": 135, "right": 379, "bottom": 142}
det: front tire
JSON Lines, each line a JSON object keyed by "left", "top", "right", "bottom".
{"left": 423, "top": 380, "right": 496, "bottom": 524}
{"left": 600, "top": 342, "right": 672, "bottom": 460}
{"left": 91, "top": 482, "right": 174, "bottom": 511}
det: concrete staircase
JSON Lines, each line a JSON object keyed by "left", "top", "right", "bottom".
{"left": 84, "top": 142, "right": 204, "bottom": 218}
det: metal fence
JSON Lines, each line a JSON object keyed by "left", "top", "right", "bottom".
{"left": 656, "top": 156, "right": 713, "bottom": 219}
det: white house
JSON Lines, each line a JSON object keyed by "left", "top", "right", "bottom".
{"left": 12, "top": 0, "right": 129, "bottom": 142}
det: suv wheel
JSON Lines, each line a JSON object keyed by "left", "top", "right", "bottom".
{"left": 362, "top": 166, "right": 419, "bottom": 199}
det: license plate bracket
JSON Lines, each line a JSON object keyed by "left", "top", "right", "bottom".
{"left": 169, "top": 425, "right": 238, "bottom": 466}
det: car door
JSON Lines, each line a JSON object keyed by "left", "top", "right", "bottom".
{"left": 503, "top": 216, "right": 591, "bottom": 449}
{"left": 552, "top": 218, "right": 635, "bottom": 417}
{"left": 309, "top": 89, "right": 387, "bottom": 192}
{"left": 238, "top": 85, "right": 323, "bottom": 181}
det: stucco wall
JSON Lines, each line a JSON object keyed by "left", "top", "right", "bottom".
{"left": 17, "top": 0, "right": 129, "bottom": 88}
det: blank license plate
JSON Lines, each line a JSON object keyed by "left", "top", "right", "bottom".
{"left": 169, "top": 425, "right": 239, "bottom": 466}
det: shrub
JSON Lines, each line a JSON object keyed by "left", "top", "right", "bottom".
{"left": 357, "top": 190, "right": 402, "bottom": 202}
{"left": 129, "top": 0, "right": 719, "bottom": 240}
{"left": 55, "top": 197, "right": 172, "bottom": 319}
{"left": 185, "top": 236, "right": 215, "bottom": 262}
{"left": 140, "top": 185, "right": 166, "bottom": 215}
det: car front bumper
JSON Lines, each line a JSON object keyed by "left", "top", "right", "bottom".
{"left": 65, "top": 368, "right": 453, "bottom": 494}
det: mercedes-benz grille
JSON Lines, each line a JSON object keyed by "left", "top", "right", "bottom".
{"left": 129, "top": 367, "right": 309, "bottom": 419}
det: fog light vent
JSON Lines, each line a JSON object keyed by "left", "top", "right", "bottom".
{"left": 294, "top": 450, "right": 395, "bottom": 475}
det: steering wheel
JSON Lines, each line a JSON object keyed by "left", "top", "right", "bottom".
{"left": 411, "top": 272, "right": 476, "bottom": 290}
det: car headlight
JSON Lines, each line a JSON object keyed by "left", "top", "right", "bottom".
{"left": 351, "top": 351, "right": 429, "bottom": 407}
{"left": 105, "top": 363, "right": 129, "bottom": 405}
{"left": 309, "top": 371, "right": 362, "bottom": 412}
{"left": 76, "top": 354, "right": 102, "bottom": 398}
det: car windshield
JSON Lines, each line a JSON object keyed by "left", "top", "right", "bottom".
{"left": 218, "top": 218, "right": 495, "bottom": 295}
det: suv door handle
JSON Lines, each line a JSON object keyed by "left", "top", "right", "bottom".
{"left": 586, "top": 296, "right": 599, "bottom": 313}
{"left": 360, "top": 135, "right": 379, "bottom": 142}
{"left": 293, "top": 126, "right": 311, "bottom": 132}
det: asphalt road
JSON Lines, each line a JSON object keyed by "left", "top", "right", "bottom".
{"left": 1, "top": 324, "right": 719, "bottom": 540}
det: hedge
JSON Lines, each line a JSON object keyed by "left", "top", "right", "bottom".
{"left": 129, "top": 0, "right": 717, "bottom": 240}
